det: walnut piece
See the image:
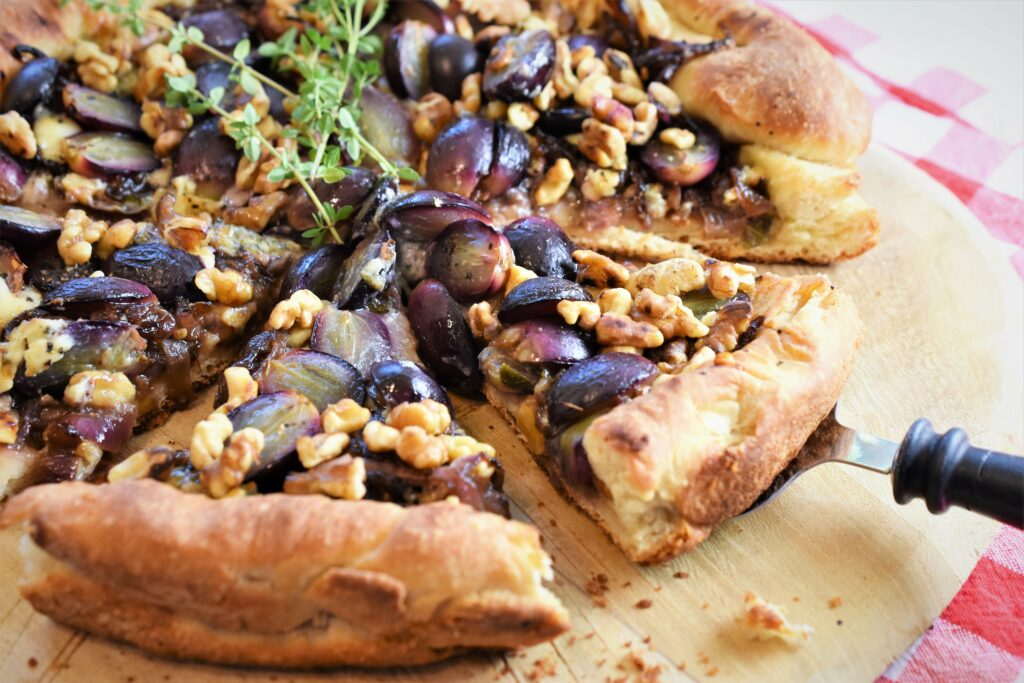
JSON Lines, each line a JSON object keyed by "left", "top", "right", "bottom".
{"left": 189, "top": 412, "right": 234, "bottom": 470}
{"left": 595, "top": 313, "right": 664, "bottom": 348}
{"left": 297, "top": 432, "right": 350, "bottom": 469}
{"left": 284, "top": 454, "right": 367, "bottom": 500}
{"left": 574, "top": 249, "right": 630, "bottom": 288}
{"left": 386, "top": 399, "right": 451, "bottom": 435}
{"left": 202, "top": 428, "right": 264, "bottom": 499}
{"left": 63, "top": 370, "right": 136, "bottom": 409}
{"left": 322, "top": 398, "right": 371, "bottom": 434}
{"left": 0, "top": 111, "right": 37, "bottom": 159}
{"left": 195, "top": 268, "right": 253, "bottom": 306}
{"left": 58, "top": 209, "right": 108, "bottom": 266}
{"left": 534, "top": 158, "right": 574, "bottom": 206}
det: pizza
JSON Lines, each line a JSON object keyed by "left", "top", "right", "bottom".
{"left": 0, "top": 0, "right": 867, "bottom": 669}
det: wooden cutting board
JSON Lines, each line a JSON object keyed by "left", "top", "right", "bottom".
{"left": 1, "top": 145, "right": 1021, "bottom": 682}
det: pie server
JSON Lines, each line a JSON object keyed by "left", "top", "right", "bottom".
{"left": 744, "top": 407, "right": 1024, "bottom": 528}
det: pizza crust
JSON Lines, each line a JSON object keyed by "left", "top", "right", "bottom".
{"left": 665, "top": 0, "right": 872, "bottom": 165}
{"left": 485, "top": 273, "right": 860, "bottom": 564}
{"left": 1, "top": 480, "right": 570, "bottom": 667}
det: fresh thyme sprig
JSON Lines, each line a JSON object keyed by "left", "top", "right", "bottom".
{"left": 79, "top": 0, "right": 419, "bottom": 245}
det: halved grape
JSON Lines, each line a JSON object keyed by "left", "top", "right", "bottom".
{"left": 498, "top": 277, "right": 592, "bottom": 323}
{"left": 0, "top": 148, "right": 26, "bottom": 202}
{"left": 545, "top": 353, "right": 658, "bottom": 431}
{"left": 330, "top": 229, "right": 396, "bottom": 310}
{"left": 429, "top": 34, "right": 482, "bottom": 100}
{"left": 360, "top": 86, "right": 420, "bottom": 169}
{"left": 640, "top": 123, "right": 721, "bottom": 186}
{"left": 260, "top": 349, "right": 365, "bottom": 411}
{"left": 385, "top": 20, "right": 437, "bottom": 100}
{"left": 174, "top": 117, "right": 239, "bottom": 197}
{"left": 425, "top": 116, "right": 494, "bottom": 197}
{"left": 181, "top": 10, "right": 250, "bottom": 66}
{"left": 62, "top": 132, "right": 160, "bottom": 177}
{"left": 388, "top": 0, "right": 454, "bottom": 34}
{"left": 1, "top": 56, "right": 59, "bottom": 117}
{"left": 367, "top": 359, "right": 451, "bottom": 410}
{"left": 0, "top": 205, "right": 61, "bottom": 248}
{"left": 310, "top": 307, "right": 393, "bottom": 376}
{"left": 407, "top": 279, "right": 482, "bottom": 395}
{"left": 62, "top": 84, "right": 142, "bottom": 134}
{"left": 105, "top": 243, "right": 204, "bottom": 305}
{"left": 504, "top": 216, "right": 577, "bottom": 280}
{"left": 483, "top": 29, "right": 556, "bottom": 102}
{"left": 280, "top": 245, "right": 347, "bottom": 300}
{"left": 229, "top": 391, "right": 320, "bottom": 480}
{"left": 380, "top": 189, "right": 491, "bottom": 241}
{"left": 425, "top": 219, "right": 512, "bottom": 303}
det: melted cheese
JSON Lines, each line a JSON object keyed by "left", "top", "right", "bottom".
{"left": 0, "top": 279, "right": 41, "bottom": 329}
{"left": 4, "top": 319, "right": 74, "bottom": 378}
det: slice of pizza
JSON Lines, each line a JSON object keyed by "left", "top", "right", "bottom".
{"left": 408, "top": 0, "right": 878, "bottom": 263}
{"left": 2, "top": 231, "right": 570, "bottom": 666}
{"left": 462, "top": 217, "right": 860, "bottom": 563}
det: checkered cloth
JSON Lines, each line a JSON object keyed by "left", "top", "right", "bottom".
{"left": 764, "top": 4, "right": 1024, "bottom": 681}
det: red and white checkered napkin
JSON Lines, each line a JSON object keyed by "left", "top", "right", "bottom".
{"left": 764, "top": 5, "right": 1024, "bottom": 681}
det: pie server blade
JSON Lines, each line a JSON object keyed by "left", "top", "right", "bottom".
{"left": 743, "top": 406, "right": 1024, "bottom": 528}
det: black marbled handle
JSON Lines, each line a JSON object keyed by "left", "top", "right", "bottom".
{"left": 892, "top": 419, "right": 1024, "bottom": 528}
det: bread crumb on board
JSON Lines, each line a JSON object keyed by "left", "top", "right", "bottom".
{"left": 741, "top": 592, "right": 814, "bottom": 644}
{"left": 828, "top": 596, "right": 843, "bottom": 609}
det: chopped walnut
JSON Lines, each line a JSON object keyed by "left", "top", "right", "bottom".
{"left": 629, "top": 0, "right": 672, "bottom": 40}
{"left": 387, "top": 399, "right": 451, "bottom": 435}
{"left": 107, "top": 447, "right": 174, "bottom": 483}
{"left": 483, "top": 100, "right": 509, "bottom": 120}
{"left": 643, "top": 184, "right": 668, "bottom": 219}
{"left": 574, "top": 72, "right": 613, "bottom": 109}
{"left": 505, "top": 264, "right": 538, "bottom": 295}
{"left": 611, "top": 81, "right": 647, "bottom": 106}
{"left": 633, "top": 288, "right": 709, "bottom": 339}
{"left": 595, "top": 313, "right": 664, "bottom": 348}
{"left": 267, "top": 289, "right": 326, "bottom": 347}
{"left": 284, "top": 454, "right": 367, "bottom": 499}
{"left": 534, "top": 158, "right": 574, "bottom": 206}
{"left": 533, "top": 80, "right": 557, "bottom": 111}
{"left": 699, "top": 298, "right": 755, "bottom": 353}
{"left": 706, "top": 260, "right": 757, "bottom": 299}
{"left": 628, "top": 257, "right": 706, "bottom": 296}
{"left": 552, "top": 39, "right": 580, "bottom": 100}
{"left": 63, "top": 370, "right": 136, "bottom": 409}
{"left": 647, "top": 81, "right": 683, "bottom": 116}
{"left": 189, "top": 412, "right": 234, "bottom": 470}
{"left": 362, "top": 420, "right": 401, "bottom": 452}
{"left": 73, "top": 40, "right": 122, "bottom": 93}
{"left": 140, "top": 100, "right": 193, "bottom": 156}
{"left": 297, "top": 431, "right": 350, "bottom": 469}
{"left": 631, "top": 101, "right": 658, "bottom": 145}
{"left": 507, "top": 102, "right": 540, "bottom": 131}
{"left": 135, "top": 43, "right": 191, "bottom": 101}
{"left": 592, "top": 95, "right": 634, "bottom": 137}
{"left": 322, "top": 398, "right": 371, "bottom": 434}
{"left": 439, "top": 434, "right": 496, "bottom": 459}
{"left": 220, "top": 366, "right": 259, "bottom": 412}
{"left": 454, "top": 73, "right": 482, "bottom": 116}
{"left": 395, "top": 425, "right": 449, "bottom": 469}
{"left": 0, "top": 111, "right": 37, "bottom": 159}
{"left": 596, "top": 288, "right": 633, "bottom": 315}
{"left": 87, "top": 218, "right": 135, "bottom": 261}
{"left": 581, "top": 168, "right": 620, "bottom": 201}
{"left": 195, "top": 268, "right": 253, "bottom": 306}
{"left": 574, "top": 249, "right": 630, "bottom": 288}
{"left": 579, "top": 118, "right": 627, "bottom": 170}
{"left": 468, "top": 301, "right": 501, "bottom": 341}
{"left": 202, "top": 428, "right": 264, "bottom": 499}
{"left": 557, "top": 299, "right": 602, "bottom": 329}
{"left": 461, "top": 0, "right": 531, "bottom": 25}
{"left": 156, "top": 192, "right": 211, "bottom": 254}
{"left": 221, "top": 191, "right": 289, "bottom": 232}
{"left": 58, "top": 209, "right": 108, "bottom": 266}
{"left": 660, "top": 127, "right": 696, "bottom": 150}
{"left": 413, "top": 92, "right": 454, "bottom": 143}
{"left": 574, "top": 51, "right": 608, "bottom": 80}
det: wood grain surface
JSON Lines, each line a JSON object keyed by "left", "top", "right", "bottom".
{"left": 0, "top": 145, "right": 1021, "bottom": 682}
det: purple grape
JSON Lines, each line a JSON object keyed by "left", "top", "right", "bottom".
{"left": 385, "top": 20, "right": 437, "bottom": 99}
{"left": 1, "top": 55, "right": 59, "bottom": 117}
{"left": 498, "top": 277, "right": 592, "bottom": 323}
{"left": 545, "top": 353, "right": 658, "bottom": 431}
{"left": 380, "top": 189, "right": 491, "bottom": 241}
{"left": 62, "top": 84, "right": 142, "bottom": 134}
{"left": 260, "top": 349, "right": 365, "bottom": 411}
{"left": 429, "top": 34, "right": 482, "bottom": 100}
{"left": 640, "top": 123, "right": 721, "bottom": 186}
{"left": 504, "top": 216, "right": 577, "bottom": 280}
{"left": 174, "top": 118, "right": 239, "bottom": 198}
{"left": 425, "top": 219, "right": 512, "bottom": 303}
{"left": 407, "top": 279, "right": 482, "bottom": 395}
{"left": 483, "top": 29, "right": 556, "bottom": 102}
{"left": 63, "top": 132, "right": 159, "bottom": 177}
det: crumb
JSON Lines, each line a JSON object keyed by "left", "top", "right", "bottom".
{"left": 623, "top": 641, "right": 632, "bottom": 648}
{"left": 528, "top": 656, "right": 557, "bottom": 680}
{"left": 701, "top": 602, "right": 709, "bottom": 610}
{"left": 698, "top": 652, "right": 710, "bottom": 665}
{"left": 567, "top": 635, "right": 577, "bottom": 646}
{"left": 792, "top": 596, "right": 800, "bottom": 602}
{"left": 740, "top": 592, "right": 813, "bottom": 644}
{"left": 673, "top": 571, "right": 689, "bottom": 579}
{"left": 828, "top": 596, "right": 843, "bottom": 609}
{"left": 635, "top": 599, "right": 653, "bottom": 609}
{"left": 596, "top": 658, "right": 606, "bottom": 667}
{"left": 27, "top": 658, "right": 38, "bottom": 668}
{"left": 585, "top": 631, "right": 597, "bottom": 640}
{"left": 643, "top": 635, "right": 652, "bottom": 644}
{"left": 537, "top": 501, "right": 545, "bottom": 508}
{"left": 615, "top": 650, "right": 663, "bottom": 682}
{"left": 707, "top": 666, "right": 720, "bottom": 677}
{"left": 837, "top": 620, "right": 843, "bottom": 626}
{"left": 549, "top": 518, "right": 558, "bottom": 527}
{"left": 622, "top": 581, "right": 632, "bottom": 588}
{"left": 677, "top": 661, "right": 686, "bottom": 671}
{"left": 585, "top": 573, "right": 611, "bottom": 608}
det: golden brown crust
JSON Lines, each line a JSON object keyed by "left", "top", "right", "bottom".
{"left": 665, "top": 0, "right": 872, "bottom": 165}
{"left": 484, "top": 273, "right": 860, "bottom": 564}
{"left": 0, "top": 0, "right": 96, "bottom": 89}
{"left": 1, "top": 480, "right": 569, "bottom": 667}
